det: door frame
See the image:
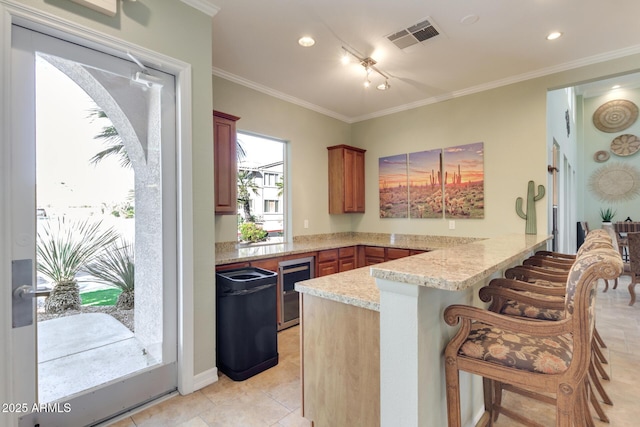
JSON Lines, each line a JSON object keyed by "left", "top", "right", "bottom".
{"left": 0, "top": 0, "right": 196, "bottom": 414}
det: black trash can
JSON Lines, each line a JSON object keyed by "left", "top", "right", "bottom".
{"left": 216, "top": 267, "right": 278, "bottom": 381}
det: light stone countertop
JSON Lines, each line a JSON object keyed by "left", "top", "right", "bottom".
{"left": 295, "top": 233, "right": 551, "bottom": 312}
{"left": 215, "top": 232, "right": 481, "bottom": 265}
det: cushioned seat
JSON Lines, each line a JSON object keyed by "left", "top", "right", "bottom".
{"left": 459, "top": 322, "right": 573, "bottom": 374}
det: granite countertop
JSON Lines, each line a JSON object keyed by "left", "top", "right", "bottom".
{"left": 215, "top": 232, "right": 481, "bottom": 265}
{"left": 295, "top": 233, "right": 551, "bottom": 312}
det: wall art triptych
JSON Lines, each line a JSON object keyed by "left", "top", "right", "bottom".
{"left": 378, "top": 142, "right": 484, "bottom": 219}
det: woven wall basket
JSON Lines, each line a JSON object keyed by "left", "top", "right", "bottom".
{"left": 589, "top": 162, "right": 640, "bottom": 202}
{"left": 592, "top": 99, "right": 639, "bottom": 133}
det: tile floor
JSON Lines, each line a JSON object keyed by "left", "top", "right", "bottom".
{"left": 107, "top": 277, "right": 640, "bottom": 427}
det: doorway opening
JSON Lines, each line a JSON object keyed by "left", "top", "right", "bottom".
{"left": 32, "top": 44, "right": 174, "bottom": 405}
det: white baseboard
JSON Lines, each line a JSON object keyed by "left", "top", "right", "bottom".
{"left": 192, "top": 366, "right": 219, "bottom": 391}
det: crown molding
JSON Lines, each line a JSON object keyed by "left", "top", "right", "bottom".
{"left": 180, "top": 0, "right": 220, "bottom": 17}
{"left": 213, "top": 43, "right": 640, "bottom": 124}
{"left": 212, "top": 67, "right": 353, "bottom": 123}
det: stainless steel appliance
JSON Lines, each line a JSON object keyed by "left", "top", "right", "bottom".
{"left": 278, "top": 257, "right": 314, "bottom": 330}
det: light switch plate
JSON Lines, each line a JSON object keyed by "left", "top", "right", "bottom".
{"left": 449, "top": 220, "right": 455, "bottom": 230}
{"left": 71, "top": 0, "right": 117, "bottom": 16}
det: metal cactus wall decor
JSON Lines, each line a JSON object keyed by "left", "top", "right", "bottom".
{"left": 516, "top": 180, "right": 545, "bottom": 234}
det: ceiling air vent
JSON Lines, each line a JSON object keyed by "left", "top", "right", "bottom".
{"left": 386, "top": 18, "right": 441, "bottom": 50}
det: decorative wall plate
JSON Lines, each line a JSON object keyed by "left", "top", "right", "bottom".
{"left": 589, "top": 162, "right": 640, "bottom": 202}
{"left": 610, "top": 134, "right": 640, "bottom": 156}
{"left": 594, "top": 150, "right": 610, "bottom": 162}
{"left": 592, "top": 99, "right": 639, "bottom": 133}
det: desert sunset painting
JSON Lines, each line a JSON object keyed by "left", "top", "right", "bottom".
{"left": 379, "top": 154, "right": 408, "bottom": 218}
{"left": 408, "top": 149, "right": 443, "bottom": 218}
{"left": 443, "top": 142, "right": 485, "bottom": 218}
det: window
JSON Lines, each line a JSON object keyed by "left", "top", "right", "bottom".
{"left": 237, "top": 132, "right": 286, "bottom": 244}
{"left": 264, "top": 173, "right": 279, "bottom": 187}
{"left": 264, "top": 199, "right": 279, "bottom": 213}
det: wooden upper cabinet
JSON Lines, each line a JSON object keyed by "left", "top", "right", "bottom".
{"left": 214, "top": 111, "right": 240, "bottom": 215}
{"left": 328, "top": 145, "right": 366, "bottom": 214}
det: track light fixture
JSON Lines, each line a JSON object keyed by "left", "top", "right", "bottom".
{"left": 341, "top": 46, "right": 391, "bottom": 90}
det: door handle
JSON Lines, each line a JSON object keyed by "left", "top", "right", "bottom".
{"left": 14, "top": 285, "right": 37, "bottom": 299}
{"left": 12, "top": 259, "right": 34, "bottom": 328}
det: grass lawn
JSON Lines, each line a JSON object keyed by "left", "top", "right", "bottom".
{"left": 80, "top": 288, "right": 121, "bottom": 306}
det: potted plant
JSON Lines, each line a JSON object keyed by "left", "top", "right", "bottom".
{"left": 600, "top": 207, "right": 617, "bottom": 223}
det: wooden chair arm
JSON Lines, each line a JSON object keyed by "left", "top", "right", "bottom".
{"left": 485, "top": 278, "right": 566, "bottom": 297}
{"left": 479, "top": 286, "right": 565, "bottom": 310}
{"left": 504, "top": 266, "right": 567, "bottom": 284}
{"left": 535, "top": 250, "right": 576, "bottom": 260}
{"left": 522, "top": 257, "right": 572, "bottom": 271}
{"left": 528, "top": 255, "right": 574, "bottom": 266}
{"left": 444, "top": 304, "right": 570, "bottom": 336}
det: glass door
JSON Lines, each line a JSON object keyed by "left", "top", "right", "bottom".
{"left": 10, "top": 25, "right": 177, "bottom": 426}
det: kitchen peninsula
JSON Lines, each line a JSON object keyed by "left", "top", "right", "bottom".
{"left": 295, "top": 233, "right": 551, "bottom": 427}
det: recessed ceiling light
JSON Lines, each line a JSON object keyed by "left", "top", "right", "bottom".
{"left": 298, "top": 36, "right": 315, "bottom": 47}
{"left": 460, "top": 14, "right": 479, "bottom": 25}
{"left": 546, "top": 31, "right": 563, "bottom": 41}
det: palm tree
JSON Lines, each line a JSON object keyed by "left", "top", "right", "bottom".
{"left": 86, "top": 239, "right": 135, "bottom": 310}
{"left": 37, "top": 218, "right": 119, "bottom": 313}
{"left": 237, "top": 170, "right": 260, "bottom": 221}
{"left": 87, "top": 108, "right": 131, "bottom": 168}
{"left": 276, "top": 175, "right": 284, "bottom": 197}
{"left": 89, "top": 108, "right": 247, "bottom": 166}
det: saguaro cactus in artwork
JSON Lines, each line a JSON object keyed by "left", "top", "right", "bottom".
{"left": 516, "top": 180, "right": 545, "bottom": 234}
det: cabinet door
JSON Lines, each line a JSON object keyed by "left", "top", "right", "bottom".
{"left": 386, "top": 248, "right": 411, "bottom": 260}
{"left": 364, "top": 246, "right": 385, "bottom": 266}
{"left": 213, "top": 111, "right": 240, "bottom": 215}
{"left": 353, "top": 150, "right": 365, "bottom": 212}
{"left": 215, "top": 261, "right": 251, "bottom": 272}
{"left": 343, "top": 148, "right": 357, "bottom": 212}
{"left": 343, "top": 149, "right": 366, "bottom": 213}
{"left": 317, "top": 260, "right": 339, "bottom": 277}
{"left": 338, "top": 257, "right": 356, "bottom": 272}
{"left": 327, "top": 145, "right": 365, "bottom": 214}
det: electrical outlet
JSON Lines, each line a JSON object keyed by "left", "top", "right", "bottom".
{"left": 304, "top": 219, "right": 309, "bottom": 229}
{"left": 449, "top": 220, "right": 455, "bottom": 230}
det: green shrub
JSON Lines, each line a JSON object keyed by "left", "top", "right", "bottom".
{"left": 239, "top": 222, "right": 268, "bottom": 243}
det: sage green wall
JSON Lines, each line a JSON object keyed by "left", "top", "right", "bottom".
{"left": 580, "top": 87, "right": 640, "bottom": 227}
{"left": 214, "top": 54, "right": 640, "bottom": 242}
{"left": 212, "top": 76, "right": 353, "bottom": 242}
{"left": 351, "top": 83, "right": 546, "bottom": 238}
{"left": 13, "top": 0, "right": 216, "bottom": 375}
{"left": 352, "top": 56, "right": 640, "bottom": 238}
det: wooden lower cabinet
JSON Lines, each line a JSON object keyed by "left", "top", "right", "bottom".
{"left": 386, "top": 247, "right": 411, "bottom": 260}
{"left": 362, "top": 246, "right": 385, "bottom": 266}
{"left": 317, "top": 247, "right": 357, "bottom": 276}
{"left": 316, "top": 249, "right": 339, "bottom": 277}
{"left": 301, "top": 294, "right": 380, "bottom": 426}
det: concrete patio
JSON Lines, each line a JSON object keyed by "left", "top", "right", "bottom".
{"left": 38, "top": 313, "right": 158, "bottom": 403}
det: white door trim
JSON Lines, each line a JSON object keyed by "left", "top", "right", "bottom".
{"left": 0, "top": 2, "right": 195, "bottom": 418}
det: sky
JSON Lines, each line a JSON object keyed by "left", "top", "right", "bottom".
{"left": 35, "top": 56, "right": 134, "bottom": 210}
{"left": 237, "top": 132, "right": 285, "bottom": 168}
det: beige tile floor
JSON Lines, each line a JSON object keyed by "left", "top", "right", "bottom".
{"left": 107, "top": 325, "right": 309, "bottom": 427}
{"left": 108, "top": 277, "right": 640, "bottom": 427}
